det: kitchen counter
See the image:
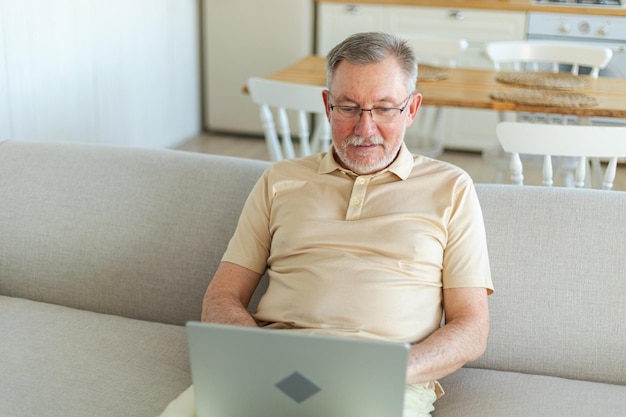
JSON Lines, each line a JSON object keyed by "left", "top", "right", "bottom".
{"left": 315, "top": 0, "right": 626, "bottom": 17}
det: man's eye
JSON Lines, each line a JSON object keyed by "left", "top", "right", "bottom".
{"left": 374, "top": 107, "right": 393, "bottom": 114}
{"left": 340, "top": 106, "right": 359, "bottom": 114}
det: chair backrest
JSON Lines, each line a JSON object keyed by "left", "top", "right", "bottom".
{"left": 496, "top": 121, "right": 626, "bottom": 190}
{"left": 405, "top": 36, "right": 468, "bottom": 68}
{"left": 485, "top": 40, "right": 613, "bottom": 77}
{"left": 247, "top": 77, "right": 330, "bottom": 162}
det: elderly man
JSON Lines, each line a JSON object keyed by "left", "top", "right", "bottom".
{"left": 162, "top": 32, "right": 493, "bottom": 417}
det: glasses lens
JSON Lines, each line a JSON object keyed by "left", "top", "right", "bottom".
{"left": 335, "top": 106, "right": 360, "bottom": 119}
{"left": 371, "top": 108, "right": 398, "bottom": 123}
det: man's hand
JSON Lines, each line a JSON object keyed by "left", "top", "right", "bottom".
{"left": 405, "top": 287, "right": 490, "bottom": 385}
{"left": 201, "top": 261, "right": 263, "bottom": 327}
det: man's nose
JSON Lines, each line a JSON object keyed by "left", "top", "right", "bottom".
{"left": 354, "top": 111, "right": 377, "bottom": 136}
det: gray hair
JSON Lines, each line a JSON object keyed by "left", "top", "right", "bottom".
{"left": 325, "top": 32, "right": 418, "bottom": 94}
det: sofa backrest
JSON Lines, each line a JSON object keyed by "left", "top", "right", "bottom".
{"left": 472, "top": 184, "right": 626, "bottom": 386}
{"left": 0, "top": 140, "right": 270, "bottom": 326}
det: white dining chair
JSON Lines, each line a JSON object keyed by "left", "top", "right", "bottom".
{"left": 496, "top": 121, "right": 626, "bottom": 190}
{"left": 247, "top": 77, "right": 330, "bottom": 162}
{"left": 483, "top": 41, "right": 613, "bottom": 182}
{"left": 486, "top": 41, "right": 613, "bottom": 77}
{"left": 403, "top": 36, "right": 468, "bottom": 157}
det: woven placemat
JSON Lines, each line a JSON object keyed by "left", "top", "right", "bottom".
{"left": 490, "top": 89, "right": 598, "bottom": 107}
{"left": 496, "top": 71, "right": 591, "bottom": 90}
{"left": 418, "top": 64, "right": 449, "bottom": 82}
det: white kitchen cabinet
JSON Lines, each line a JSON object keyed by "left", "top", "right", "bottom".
{"left": 203, "top": 0, "right": 314, "bottom": 135}
{"left": 316, "top": 3, "right": 527, "bottom": 151}
{"left": 0, "top": 0, "right": 200, "bottom": 148}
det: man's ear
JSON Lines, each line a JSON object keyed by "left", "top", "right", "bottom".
{"left": 322, "top": 89, "right": 331, "bottom": 121}
{"left": 405, "top": 92, "right": 423, "bottom": 128}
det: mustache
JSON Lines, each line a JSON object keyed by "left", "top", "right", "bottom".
{"left": 344, "top": 135, "right": 384, "bottom": 146}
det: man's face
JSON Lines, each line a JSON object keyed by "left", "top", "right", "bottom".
{"left": 323, "top": 56, "right": 421, "bottom": 175}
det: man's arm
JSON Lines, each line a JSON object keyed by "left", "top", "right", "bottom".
{"left": 201, "top": 261, "right": 263, "bottom": 327}
{"left": 405, "top": 287, "right": 490, "bottom": 385}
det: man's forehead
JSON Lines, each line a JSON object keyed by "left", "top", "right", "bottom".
{"left": 331, "top": 57, "right": 406, "bottom": 86}
{"left": 332, "top": 92, "right": 400, "bottom": 105}
{"left": 330, "top": 69, "right": 408, "bottom": 104}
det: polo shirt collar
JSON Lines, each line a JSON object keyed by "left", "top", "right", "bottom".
{"left": 318, "top": 142, "right": 414, "bottom": 180}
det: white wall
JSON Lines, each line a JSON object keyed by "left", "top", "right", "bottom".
{"left": 0, "top": 0, "right": 201, "bottom": 148}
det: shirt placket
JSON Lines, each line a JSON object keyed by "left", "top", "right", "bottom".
{"left": 346, "top": 175, "right": 372, "bottom": 220}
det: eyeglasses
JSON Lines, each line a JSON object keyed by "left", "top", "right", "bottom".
{"left": 329, "top": 95, "right": 411, "bottom": 124}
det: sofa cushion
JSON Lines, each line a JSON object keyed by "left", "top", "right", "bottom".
{"left": 0, "top": 295, "right": 190, "bottom": 417}
{"left": 434, "top": 367, "right": 626, "bottom": 417}
{"left": 0, "top": 141, "right": 270, "bottom": 325}
{"left": 473, "top": 184, "right": 626, "bottom": 386}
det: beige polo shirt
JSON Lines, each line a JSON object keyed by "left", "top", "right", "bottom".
{"left": 222, "top": 143, "right": 493, "bottom": 344}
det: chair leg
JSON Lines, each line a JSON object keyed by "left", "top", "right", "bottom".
{"left": 310, "top": 116, "right": 331, "bottom": 154}
{"left": 260, "top": 105, "right": 283, "bottom": 161}
{"left": 590, "top": 157, "right": 603, "bottom": 189}
{"left": 484, "top": 110, "right": 510, "bottom": 183}
{"left": 277, "top": 108, "right": 295, "bottom": 159}
{"left": 603, "top": 158, "right": 617, "bottom": 191}
{"left": 297, "top": 111, "right": 311, "bottom": 157}
{"left": 510, "top": 152, "right": 524, "bottom": 185}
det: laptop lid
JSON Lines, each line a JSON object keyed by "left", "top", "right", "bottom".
{"left": 186, "top": 322, "right": 410, "bottom": 417}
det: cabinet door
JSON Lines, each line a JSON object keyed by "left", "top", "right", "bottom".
{"left": 316, "top": 3, "right": 389, "bottom": 55}
{"left": 205, "top": 0, "right": 314, "bottom": 135}
{"left": 391, "top": 7, "right": 526, "bottom": 41}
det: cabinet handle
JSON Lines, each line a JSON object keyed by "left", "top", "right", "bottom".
{"left": 449, "top": 10, "right": 465, "bottom": 21}
{"left": 346, "top": 5, "right": 361, "bottom": 15}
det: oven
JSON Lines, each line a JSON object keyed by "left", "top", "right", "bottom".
{"left": 533, "top": 0, "right": 626, "bottom": 6}
{"left": 527, "top": 8, "right": 626, "bottom": 125}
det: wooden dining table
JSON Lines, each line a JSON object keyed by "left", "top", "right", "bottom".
{"left": 257, "top": 55, "right": 626, "bottom": 120}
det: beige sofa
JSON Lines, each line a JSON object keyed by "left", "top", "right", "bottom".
{"left": 1, "top": 140, "right": 624, "bottom": 417}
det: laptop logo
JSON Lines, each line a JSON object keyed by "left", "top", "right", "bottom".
{"left": 275, "top": 371, "right": 321, "bottom": 403}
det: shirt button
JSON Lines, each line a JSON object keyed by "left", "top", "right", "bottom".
{"left": 353, "top": 199, "right": 361, "bottom": 206}
{"left": 359, "top": 178, "right": 366, "bottom": 185}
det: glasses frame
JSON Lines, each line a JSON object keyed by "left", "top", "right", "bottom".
{"left": 328, "top": 95, "right": 412, "bottom": 123}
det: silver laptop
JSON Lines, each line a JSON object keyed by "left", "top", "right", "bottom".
{"left": 186, "top": 321, "right": 410, "bottom": 417}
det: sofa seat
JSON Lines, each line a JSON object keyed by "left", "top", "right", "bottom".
{"left": 434, "top": 367, "right": 626, "bottom": 417}
{"left": 0, "top": 295, "right": 191, "bottom": 417}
